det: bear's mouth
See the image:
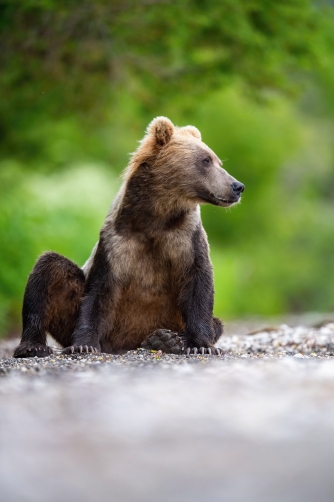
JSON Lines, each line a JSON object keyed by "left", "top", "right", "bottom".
{"left": 210, "top": 193, "right": 240, "bottom": 207}
{"left": 196, "top": 190, "right": 240, "bottom": 207}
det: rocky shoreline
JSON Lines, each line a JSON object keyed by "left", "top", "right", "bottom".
{"left": 1, "top": 322, "right": 334, "bottom": 376}
{"left": 1, "top": 323, "right": 334, "bottom": 502}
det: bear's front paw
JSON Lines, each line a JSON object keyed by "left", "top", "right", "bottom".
{"left": 62, "top": 345, "right": 100, "bottom": 355}
{"left": 13, "top": 342, "right": 53, "bottom": 359}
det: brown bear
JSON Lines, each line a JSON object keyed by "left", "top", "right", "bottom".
{"left": 13, "top": 117, "right": 244, "bottom": 358}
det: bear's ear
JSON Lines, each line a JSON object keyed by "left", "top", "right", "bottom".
{"left": 147, "top": 116, "right": 174, "bottom": 147}
{"left": 180, "top": 125, "right": 202, "bottom": 141}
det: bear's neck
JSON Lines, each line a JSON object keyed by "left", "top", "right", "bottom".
{"left": 113, "top": 173, "right": 198, "bottom": 236}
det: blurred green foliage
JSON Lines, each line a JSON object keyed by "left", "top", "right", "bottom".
{"left": 0, "top": 0, "right": 334, "bottom": 336}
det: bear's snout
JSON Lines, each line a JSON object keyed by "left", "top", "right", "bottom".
{"left": 230, "top": 181, "right": 245, "bottom": 197}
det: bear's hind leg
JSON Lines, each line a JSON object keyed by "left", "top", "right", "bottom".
{"left": 141, "top": 326, "right": 223, "bottom": 355}
{"left": 13, "top": 252, "right": 85, "bottom": 358}
{"left": 141, "top": 329, "right": 187, "bottom": 354}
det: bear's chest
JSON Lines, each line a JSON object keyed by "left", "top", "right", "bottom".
{"left": 110, "top": 230, "right": 193, "bottom": 289}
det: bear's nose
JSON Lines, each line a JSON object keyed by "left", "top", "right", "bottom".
{"left": 231, "top": 181, "right": 245, "bottom": 196}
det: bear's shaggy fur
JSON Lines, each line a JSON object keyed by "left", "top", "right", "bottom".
{"left": 14, "top": 117, "right": 244, "bottom": 358}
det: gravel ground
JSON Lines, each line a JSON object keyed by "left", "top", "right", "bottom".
{"left": 1, "top": 322, "right": 334, "bottom": 502}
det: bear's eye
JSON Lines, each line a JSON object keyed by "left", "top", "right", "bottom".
{"left": 202, "top": 157, "right": 211, "bottom": 166}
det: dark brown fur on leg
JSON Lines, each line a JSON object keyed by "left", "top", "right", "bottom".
{"left": 14, "top": 252, "right": 85, "bottom": 358}
{"left": 212, "top": 317, "right": 224, "bottom": 344}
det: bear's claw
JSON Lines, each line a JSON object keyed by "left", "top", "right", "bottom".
{"left": 186, "top": 346, "right": 222, "bottom": 356}
{"left": 62, "top": 345, "right": 100, "bottom": 355}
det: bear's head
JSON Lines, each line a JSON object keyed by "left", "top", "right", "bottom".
{"left": 125, "top": 116, "right": 244, "bottom": 211}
